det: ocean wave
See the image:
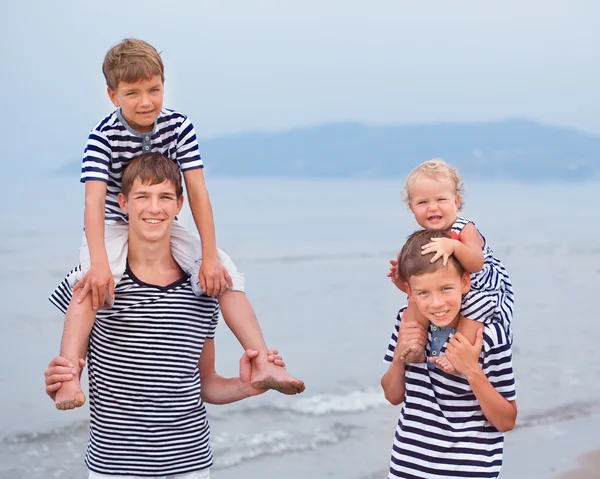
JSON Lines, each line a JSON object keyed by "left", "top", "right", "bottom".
{"left": 212, "top": 423, "right": 354, "bottom": 469}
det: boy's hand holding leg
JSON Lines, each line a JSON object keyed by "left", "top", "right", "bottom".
{"left": 73, "top": 260, "right": 115, "bottom": 310}
{"left": 199, "top": 257, "right": 232, "bottom": 297}
{"left": 444, "top": 330, "right": 483, "bottom": 378}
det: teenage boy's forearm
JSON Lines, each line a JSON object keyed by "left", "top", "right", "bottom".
{"left": 381, "top": 359, "right": 406, "bottom": 405}
{"left": 466, "top": 368, "right": 517, "bottom": 432}
{"left": 452, "top": 240, "right": 484, "bottom": 273}
{"left": 200, "top": 374, "right": 250, "bottom": 404}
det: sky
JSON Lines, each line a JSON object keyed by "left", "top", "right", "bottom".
{"left": 1, "top": 0, "right": 598, "bottom": 173}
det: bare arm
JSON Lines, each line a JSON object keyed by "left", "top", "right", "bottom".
{"left": 183, "top": 169, "right": 218, "bottom": 263}
{"left": 452, "top": 222, "right": 485, "bottom": 273}
{"left": 84, "top": 180, "right": 108, "bottom": 265}
{"left": 446, "top": 331, "right": 517, "bottom": 432}
{"left": 381, "top": 320, "right": 427, "bottom": 406}
{"left": 198, "top": 339, "right": 258, "bottom": 405}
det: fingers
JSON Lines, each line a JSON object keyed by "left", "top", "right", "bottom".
{"left": 47, "top": 356, "right": 73, "bottom": 369}
{"left": 429, "top": 251, "right": 443, "bottom": 264}
{"left": 218, "top": 275, "right": 228, "bottom": 297}
{"left": 199, "top": 271, "right": 207, "bottom": 295}
{"left": 244, "top": 349, "right": 259, "bottom": 359}
{"left": 46, "top": 373, "right": 74, "bottom": 385}
{"left": 92, "top": 285, "right": 99, "bottom": 310}
{"left": 205, "top": 276, "right": 215, "bottom": 297}
{"left": 77, "top": 283, "right": 91, "bottom": 304}
{"left": 442, "top": 253, "right": 449, "bottom": 266}
{"left": 225, "top": 271, "right": 233, "bottom": 290}
{"left": 46, "top": 382, "right": 61, "bottom": 393}
{"left": 267, "top": 348, "right": 279, "bottom": 355}
{"left": 108, "top": 277, "right": 115, "bottom": 298}
{"left": 79, "top": 358, "right": 86, "bottom": 369}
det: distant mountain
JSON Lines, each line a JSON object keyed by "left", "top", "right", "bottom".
{"left": 57, "top": 119, "right": 600, "bottom": 180}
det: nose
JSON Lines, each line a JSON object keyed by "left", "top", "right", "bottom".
{"left": 430, "top": 292, "right": 444, "bottom": 308}
{"left": 148, "top": 196, "right": 161, "bottom": 213}
{"left": 139, "top": 93, "right": 152, "bottom": 108}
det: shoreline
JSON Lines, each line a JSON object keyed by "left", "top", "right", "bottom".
{"left": 554, "top": 449, "right": 600, "bottom": 479}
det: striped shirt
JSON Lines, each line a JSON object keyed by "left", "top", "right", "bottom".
{"left": 451, "top": 217, "right": 515, "bottom": 342}
{"left": 384, "top": 307, "right": 516, "bottom": 479}
{"left": 81, "top": 108, "right": 203, "bottom": 223}
{"left": 50, "top": 265, "right": 219, "bottom": 476}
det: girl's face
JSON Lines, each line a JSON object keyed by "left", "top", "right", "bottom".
{"left": 408, "top": 176, "right": 460, "bottom": 231}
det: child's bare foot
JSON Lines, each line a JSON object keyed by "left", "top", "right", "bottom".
{"left": 399, "top": 344, "right": 426, "bottom": 364}
{"left": 251, "top": 359, "right": 305, "bottom": 395}
{"left": 54, "top": 375, "right": 86, "bottom": 410}
{"left": 429, "top": 354, "right": 457, "bottom": 375}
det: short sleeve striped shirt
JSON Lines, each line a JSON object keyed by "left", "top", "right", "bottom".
{"left": 384, "top": 307, "right": 517, "bottom": 479}
{"left": 81, "top": 108, "right": 203, "bottom": 223}
{"left": 50, "top": 265, "right": 219, "bottom": 476}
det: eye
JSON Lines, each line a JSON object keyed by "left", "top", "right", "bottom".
{"left": 438, "top": 197, "right": 447, "bottom": 201}
{"left": 418, "top": 291, "right": 428, "bottom": 296}
{"left": 151, "top": 88, "right": 160, "bottom": 92}
{"left": 442, "top": 286, "right": 453, "bottom": 291}
{"left": 126, "top": 92, "right": 136, "bottom": 96}
{"left": 417, "top": 200, "right": 427, "bottom": 205}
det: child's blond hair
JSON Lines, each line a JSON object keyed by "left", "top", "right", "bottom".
{"left": 403, "top": 158, "right": 464, "bottom": 210}
{"left": 102, "top": 39, "right": 164, "bottom": 91}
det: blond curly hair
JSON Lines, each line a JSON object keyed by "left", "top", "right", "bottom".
{"left": 403, "top": 158, "right": 464, "bottom": 210}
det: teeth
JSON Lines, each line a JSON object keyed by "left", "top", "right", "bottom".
{"left": 145, "top": 219, "right": 161, "bottom": 224}
{"left": 433, "top": 311, "right": 448, "bottom": 317}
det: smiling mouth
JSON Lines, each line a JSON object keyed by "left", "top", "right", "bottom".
{"left": 428, "top": 215, "right": 443, "bottom": 222}
{"left": 143, "top": 219, "right": 163, "bottom": 224}
{"left": 431, "top": 310, "right": 449, "bottom": 319}
{"left": 138, "top": 110, "right": 155, "bottom": 115}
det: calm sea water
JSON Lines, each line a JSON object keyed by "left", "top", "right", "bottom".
{"left": 0, "top": 176, "right": 598, "bottom": 478}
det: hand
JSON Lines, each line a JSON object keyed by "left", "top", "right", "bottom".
{"left": 387, "top": 253, "right": 407, "bottom": 293}
{"left": 445, "top": 329, "right": 484, "bottom": 378}
{"left": 421, "top": 237, "right": 457, "bottom": 266}
{"left": 45, "top": 356, "right": 86, "bottom": 401}
{"left": 73, "top": 260, "right": 114, "bottom": 310}
{"left": 239, "top": 348, "right": 285, "bottom": 397}
{"left": 394, "top": 321, "right": 427, "bottom": 363}
{"left": 200, "top": 258, "right": 233, "bottom": 297}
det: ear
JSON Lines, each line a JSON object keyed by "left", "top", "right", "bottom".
{"left": 176, "top": 194, "right": 184, "bottom": 214}
{"left": 107, "top": 87, "right": 120, "bottom": 107}
{"left": 117, "top": 192, "right": 128, "bottom": 215}
{"left": 460, "top": 271, "right": 471, "bottom": 294}
{"left": 455, "top": 194, "right": 461, "bottom": 211}
{"left": 405, "top": 283, "right": 413, "bottom": 301}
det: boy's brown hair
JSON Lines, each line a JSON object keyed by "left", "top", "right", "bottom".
{"left": 102, "top": 39, "right": 164, "bottom": 91}
{"left": 122, "top": 153, "right": 183, "bottom": 198}
{"left": 399, "top": 229, "right": 465, "bottom": 283}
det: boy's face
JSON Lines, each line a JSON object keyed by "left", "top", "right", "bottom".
{"left": 118, "top": 179, "right": 183, "bottom": 244}
{"left": 408, "top": 177, "right": 460, "bottom": 231}
{"left": 108, "top": 75, "right": 164, "bottom": 133}
{"left": 406, "top": 263, "right": 470, "bottom": 329}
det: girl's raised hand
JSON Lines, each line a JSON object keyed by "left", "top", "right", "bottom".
{"left": 421, "top": 237, "right": 457, "bottom": 266}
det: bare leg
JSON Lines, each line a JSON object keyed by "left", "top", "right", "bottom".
{"left": 54, "top": 290, "right": 94, "bottom": 410}
{"left": 399, "top": 300, "right": 428, "bottom": 364}
{"left": 218, "top": 291, "right": 305, "bottom": 395}
{"left": 433, "top": 315, "right": 483, "bottom": 374}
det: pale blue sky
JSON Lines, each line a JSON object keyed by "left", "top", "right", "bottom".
{"left": 2, "top": 0, "right": 598, "bottom": 172}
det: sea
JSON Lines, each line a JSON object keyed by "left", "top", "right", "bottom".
{"left": 0, "top": 176, "right": 599, "bottom": 479}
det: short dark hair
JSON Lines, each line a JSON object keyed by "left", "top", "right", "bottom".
{"left": 121, "top": 153, "right": 183, "bottom": 198}
{"left": 399, "top": 229, "right": 465, "bottom": 282}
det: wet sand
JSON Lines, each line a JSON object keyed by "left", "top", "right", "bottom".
{"left": 555, "top": 449, "right": 600, "bottom": 479}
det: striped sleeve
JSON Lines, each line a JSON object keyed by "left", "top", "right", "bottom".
{"left": 384, "top": 306, "right": 406, "bottom": 363}
{"left": 207, "top": 306, "right": 220, "bottom": 339}
{"left": 81, "top": 129, "right": 112, "bottom": 183}
{"left": 176, "top": 117, "right": 203, "bottom": 171}
{"left": 482, "top": 322, "right": 517, "bottom": 401}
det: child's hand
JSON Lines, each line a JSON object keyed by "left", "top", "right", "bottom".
{"left": 200, "top": 258, "right": 233, "bottom": 297}
{"left": 445, "top": 329, "right": 484, "bottom": 378}
{"left": 73, "top": 261, "right": 114, "bottom": 310}
{"left": 421, "top": 237, "right": 457, "bottom": 266}
{"left": 387, "top": 254, "right": 407, "bottom": 293}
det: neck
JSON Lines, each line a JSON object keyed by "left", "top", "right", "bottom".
{"left": 127, "top": 233, "right": 182, "bottom": 286}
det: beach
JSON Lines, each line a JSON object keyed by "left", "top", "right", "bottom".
{"left": 1, "top": 177, "right": 600, "bottom": 479}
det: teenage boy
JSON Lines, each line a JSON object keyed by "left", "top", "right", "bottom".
{"left": 54, "top": 39, "right": 304, "bottom": 410}
{"left": 46, "top": 153, "right": 287, "bottom": 478}
{"left": 381, "top": 229, "right": 517, "bottom": 479}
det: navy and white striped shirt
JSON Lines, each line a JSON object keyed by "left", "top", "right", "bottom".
{"left": 50, "top": 265, "right": 219, "bottom": 476}
{"left": 384, "top": 307, "right": 516, "bottom": 479}
{"left": 81, "top": 108, "right": 203, "bottom": 223}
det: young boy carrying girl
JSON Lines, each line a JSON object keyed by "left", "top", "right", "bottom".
{"left": 381, "top": 229, "right": 517, "bottom": 478}
{"left": 54, "top": 38, "right": 304, "bottom": 409}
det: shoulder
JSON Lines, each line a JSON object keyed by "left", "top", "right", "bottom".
{"left": 482, "top": 322, "right": 512, "bottom": 355}
{"left": 159, "top": 108, "right": 192, "bottom": 124}
{"left": 90, "top": 109, "right": 120, "bottom": 135}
